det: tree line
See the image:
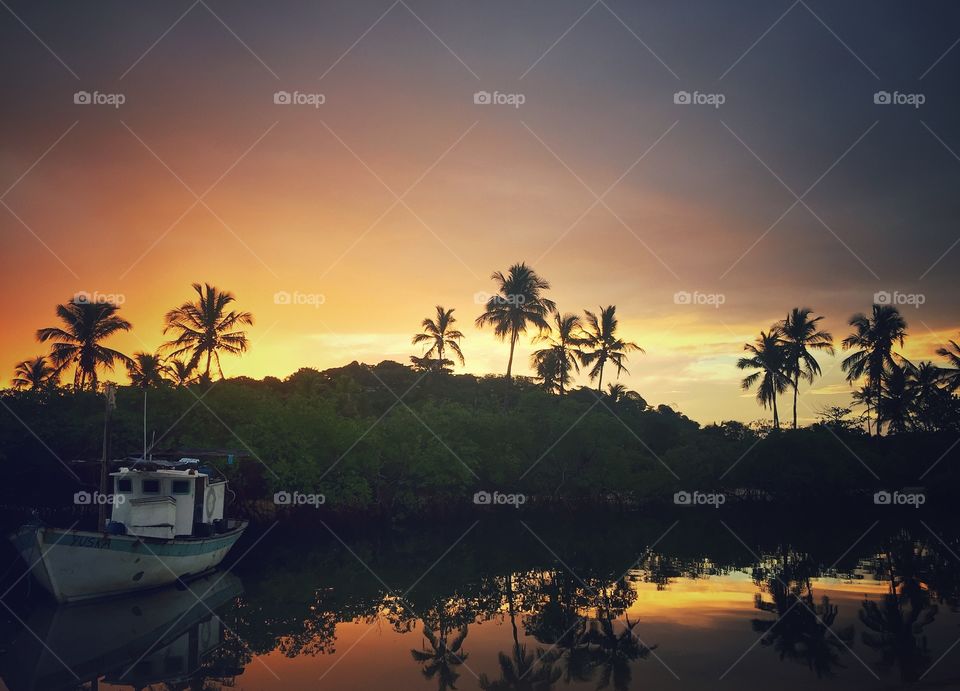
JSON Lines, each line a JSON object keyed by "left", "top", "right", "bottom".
{"left": 738, "top": 305, "right": 960, "bottom": 435}
{"left": 8, "top": 264, "right": 960, "bottom": 438}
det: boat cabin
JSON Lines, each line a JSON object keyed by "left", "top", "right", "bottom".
{"left": 109, "top": 459, "right": 228, "bottom": 540}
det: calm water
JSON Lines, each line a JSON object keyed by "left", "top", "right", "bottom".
{"left": 3, "top": 511, "right": 960, "bottom": 690}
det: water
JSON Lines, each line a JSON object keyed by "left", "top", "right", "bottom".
{"left": 2, "top": 510, "right": 959, "bottom": 690}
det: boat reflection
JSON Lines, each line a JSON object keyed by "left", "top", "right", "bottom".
{"left": 0, "top": 572, "right": 245, "bottom": 691}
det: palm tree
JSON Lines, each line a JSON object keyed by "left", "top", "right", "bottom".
{"left": 851, "top": 384, "right": 876, "bottom": 435}
{"left": 163, "top": 283, "right": 254, "bottom": 382}
{"left": 127, "top": 352, "right": 168, "bottom": 389}
{"left": 579, "top": 306, "right": 642, "bottom": 392}
{"left": 779, "top": 308, "right": 834, "bottom": 429}
{"left": 36, "top": 298, "right": 133, "bottom": 390}
{"left": 841, "top": 305, "right": 907, "bottom": 436}
{"left": 606, "top": 382, "right": 627, "bottom": 403}
{"left": 936, "top": 336, "right": 960, "bottom": 392}
{"left": 411, "top": 306, "right": 465, "bottom": 373}
{"left": 531, "top": 347, "right": 563, "bottom": 393}
{"left": 908, "top": 361, "right": 952, "bottom": 432}
{"left": 737, "top": 329, "right": 789, "bottom": 430}
{"left": 11, "top": 356, "right": 57, "bottom": 390}
{"left": 475, "top": 263, "right": 556, "bottom": 380}
{"left": 167, "top": 358, "right": 197, "bottom": 387}
{"left": 531, "top": 312, "right": 583, "bottom": 395}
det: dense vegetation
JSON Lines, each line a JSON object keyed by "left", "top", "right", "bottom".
{"left": 2, "top": 361, "right": 959, "bottom": 517}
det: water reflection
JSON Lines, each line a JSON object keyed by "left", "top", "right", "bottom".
{"left": 3, "top": 517, "right": 960, "bottom": 689}
{"left": 750, "top": 550, "right": 853, "bottom": 677}
{"left": 0, "top": 572, "right": 244, "bottom": 690}
{"left": 858, "top": 532, "right": 939, "bottom": 682}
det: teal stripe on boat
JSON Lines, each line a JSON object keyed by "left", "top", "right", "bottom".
{"left": 41, "top": 528, "right": 242, "bottom": 557}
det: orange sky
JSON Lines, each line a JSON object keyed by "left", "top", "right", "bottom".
{"left": 2, "top": 1, "right": 959, "bottom": 424}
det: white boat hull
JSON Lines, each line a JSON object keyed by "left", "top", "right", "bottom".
{"left": 11, "top": 521, "right": 248, "bottom": 603}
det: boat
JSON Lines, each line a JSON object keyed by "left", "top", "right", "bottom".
{"left": 9, "top": 385, "right": 248, "bottom": 603}
{"left": 0, "top": 571, "right": 245, "bottom": 691}
{"left": 11, "top": 458, "right": 248, "bottom": 603}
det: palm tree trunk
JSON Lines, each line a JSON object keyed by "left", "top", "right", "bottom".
{"left": 792, "top": 374, "right": 799, "bottom": 429}
{"left": 506, "top": 329, "right": 517, "bottom": 380}
{"left": 596, "top": 360, "right": 604, "bottom": 393}
{"left": 874, "top": 378, "right": 883, "bottom": 437}
{"left": 205, "top": 350, "right": 212, "bottom": 381}
{"left": 773, "top": 394, "right": 780, "bottom": 430}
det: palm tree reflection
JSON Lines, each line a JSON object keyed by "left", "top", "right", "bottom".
{"left": 859, "top": 535, "right": 938, "bottom": 682}
{"left": 411, "top": 621, "right": 470, "bottom": 691}
{"left": 751, "top": 551, "right": 853, "bottom": 677}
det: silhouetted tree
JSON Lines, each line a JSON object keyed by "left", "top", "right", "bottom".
{"left": 163, "top": 283, "right": 253, "bottom": 382}
{"left": 476, "top": 263, "right": 556, "bottom": 381}
{"left": 737, "top": 329, "right": 789, "bottom": 430}
{"left": 779, "top": 308, "right": 834, "bottom": 429}
{"left": 36, "top": 298, "right": 132, "bottom": 390}
{"left": 842, "top": 304, "right": 907, "bottom": 436}
{"left": 579, "top": 306, "right": 641, "bottom": 392}
{"left": 412, "top": 306, "right": 465, "bottom": 373}
{"left": 11, "top": 356, "right": 57, "bottom": 390}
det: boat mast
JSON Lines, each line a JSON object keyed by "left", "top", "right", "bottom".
{"left": 99, "top": 384, "right": 116, "bottom": 532}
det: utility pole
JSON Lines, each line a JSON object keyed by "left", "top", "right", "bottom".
{"left": 99, "top": 384, "right": 116, "bottom": 532}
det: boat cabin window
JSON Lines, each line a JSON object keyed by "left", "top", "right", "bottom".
{"left": 171, "top": 480, "right": 191, "bottom": 495}
{"left": 142, "top": 479, "right": 161, "bottom": 494}
{"left": 117, "top": 478, "right": 133, "bottom": 493}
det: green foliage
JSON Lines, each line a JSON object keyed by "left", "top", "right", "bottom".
{"left": 1, "top": 361, "right": 959, "bottom": 515}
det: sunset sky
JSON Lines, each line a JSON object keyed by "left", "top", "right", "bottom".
{"left": 2, "top": 0, "right": 959, "bottom": 424}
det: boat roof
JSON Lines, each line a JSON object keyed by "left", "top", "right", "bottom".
{"left": 110, "top": 466, "right": 202, "bottom": 478}
{"left": 109, "top": 457, "right": 207, "bottom": 477}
